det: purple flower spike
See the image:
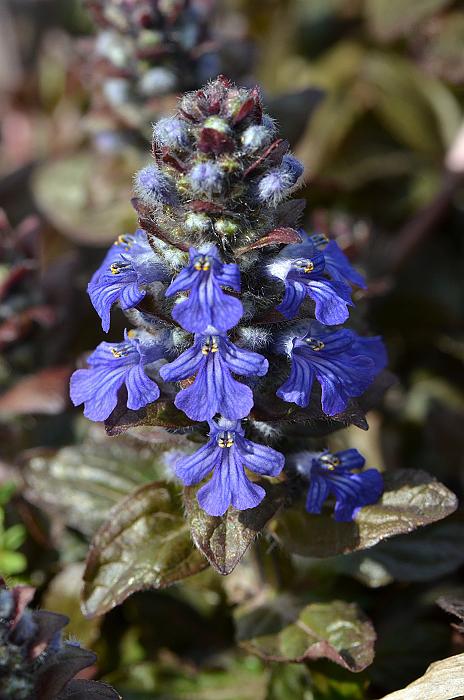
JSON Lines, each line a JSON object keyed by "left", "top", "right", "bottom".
{"left": 175, "top": 418, "right": 284, "bottom": 516}
{"left": 277, "top": 322, "right": 386, "bottom": 415}
{"left": 160, "top": 334, "right": 268, "bottom": 421}
{"left": 270, "top": 250, "right": 353, "bottom": 325}
{"left": 70, "top": 331, "right": 164, "bottom": 422}
{"left": 165, "top": 246, "right": 243, "bottom": 333}
{"left": 292, "top": 449, "right": 383, "bottom": 521}
{"left": 88, "top": 229, "right": 168, "bottom": 332}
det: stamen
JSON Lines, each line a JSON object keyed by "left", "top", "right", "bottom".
{"left": 319, "top": 453, "right": 341, "bottom": 470}
{"left": 110, "top": 347, "right": 124, "bottom": 358}
{"left": 114, "top": 234, "right": 133, "bottom": 248}
{"left": 218, "top": 431, "right": 234, "bottom": 448}
{"left": 110, "top": 261, "right": 130, "bottom": 275}
{"left": 193, "top": 256, "right": 211, "bottom": 272}
{"left": 305, "top": 337, "right": 325, "bottom": 351}
{"left": 294, "top": 259, "right": 315, "bottom": 274}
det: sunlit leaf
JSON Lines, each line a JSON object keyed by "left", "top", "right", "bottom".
{"left": 82, "top": 481, "right": 207, "bottom": 617}
{"left": 24, "top": 433, "right": 179, "bottom": 536}
{"left": 377, "top": 653, "right": 464, "bottom": 700}
{"left": 235, "top": 597, "right": 375, "bottom": 672}
{"left": 185, "top": 481, "right": 287, "bottom": 575}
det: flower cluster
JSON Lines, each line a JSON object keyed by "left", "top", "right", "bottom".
{"left": 0, "top": 581, "right": 119, "bottom": 699}
{"left": 71, "top": 76, "right": 386, "bottom": 519}
{"left": 85, "top": 0, "right": 218, "bottom": 124}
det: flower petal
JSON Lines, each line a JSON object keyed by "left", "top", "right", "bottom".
{"left": 276, "top": 354, "right": 314, "bottom": 408}
{"left": 236, "top": 436, "right": 285, "bottom": 477}
{"left": 126, "top": 362, "right": 160, "bottom": 410}
{"left": 305, "top": 474, "right": 330, "bottom": 514}
{"left": 175, "top": 441, "right": 219, "bottom": 486}
{"left": 159, "top": 343, "right": 203, "bottom": 382}
{"left": 276, "top": 280, "right": 307, "bottom": 319}
{"left": 306, "top": 279, "right": 352, "bottom": 325}
{"left": 324, "top": 240, "right": 367, "bottom": 289}
{"left": 69, "top": 365, "right": 127, "bottom": 422}
{"left": 222, "top": 339, "right": 268, "bottom": 377}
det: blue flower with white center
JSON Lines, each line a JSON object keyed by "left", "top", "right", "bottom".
{"left": 87, "top": 229, "right": 168, "bottom": 333}
{"left": 134, "top": 164, "right": 178, "bottom": 206}
{"left": 153, "top": 116, "right": 190, "bottom": 149}
{"left": 165, "top": 245, "right": 243, "bottom": 333}
{"left": 70, "top": 331, "right": 164, "bottom": 422}
{"left": 292, "top": 449, "right": 383, "bottom": 522}
{"left": 301, "top": 232, "right": 367, "bottom": 289}
{"left": 257, "top": 154, "right": 304, "bottom": 205}
{"left": 269, "top": 250, "right": 353, "bottom": 325}
{"left": 175, "top": 418, "right": 285, "bottom": 516}
{"left": 188, "top": 161, "right": 224, "bottom": 196}
{"left": 277, "top": 322, "right": 386, "bottom": 415}
{"left": 160, "top": 334, "right": 268, "bottom": 421}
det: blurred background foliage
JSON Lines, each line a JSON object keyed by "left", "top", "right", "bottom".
{"left": 0, "top": 0, "right": 464, "bottom": 698}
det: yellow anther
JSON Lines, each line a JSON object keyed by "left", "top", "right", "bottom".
{"left": 304, "top": 260, "right": 314, "bottom": 273}
{"left": 320, "top": 454, "right": 340, "bottom": 470}
{"left": 306, "top": 338, "right": 325, "bottom": 352}
{"left": 110, "top": 263, "right": 121, "bottom": 275}
{"left": 115, "top": 234, "right": 132, "bottom": 248}
{"left": 201, "top": 346, "right": 209, "bottom": 355}
{"left": 194, "top": 262, "right": 202, "bottom": 271}
{"left": 127, "top": 330, "right": 136, "bottom": 338}
{"left": 202, "top": 261, "right": 210, "bottom": 271}
{"left": 226, "top": 438, "right": 234, "bottom": 447}
{"left": 111, "top": 347, "right": 124, "bottom": 358}
{"left": 211, "top": 342, "right": 218, "bottom": 352}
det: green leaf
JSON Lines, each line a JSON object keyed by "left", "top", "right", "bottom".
{"left": 185, "top": 481, "right": 287, "bottom": 575}
{"left": 271, "top": 470, "right": 457, "bottom": 558}
{"left": 377, "top": 653, "right": 464, "bottom": 700}
{"left": 82, "top": 481, "right": 207, "bottom": 617}
{"left": 0, "top": 550, "right": 27, "bottom": 575}
{"left": 2, "top": 523, "right": 26, "bottom": 550}
{"left": 365, "top": 0, "right": 453, "bottom": 41}
{"left": 24, "top": 434, "right": 183, "bottom": 536}
{"left": 235, "top": 597, "right": 375, "bottom": 672}
{"left": 265, "top": 664, "right": 313, "bottom": 700}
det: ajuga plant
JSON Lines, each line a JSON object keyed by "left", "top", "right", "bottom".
{"left": 0, "top": 580, "right": 119, "bottom": 699}
{"left": 70, "top": 75, "right": 388, "bottom": 521}
{"left": 85, "top": 0, "right": 219, "bottom": 129}
{"left": 68, "top": 78, "right": 461, "bottom": 681}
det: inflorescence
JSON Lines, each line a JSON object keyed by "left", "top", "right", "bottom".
{"left": 71, "top": 76, "right": 386, "bottom": 519}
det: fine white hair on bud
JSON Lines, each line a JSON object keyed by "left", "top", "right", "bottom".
{"left": 236, "top": 326, "right": 272, "bottom": 349}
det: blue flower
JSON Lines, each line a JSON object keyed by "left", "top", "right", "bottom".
{"left": 276, "top": 322, "right": 386, "bottom": 415}
{"left": 160, "top": 334, "right": 268, "bottom": 421}
{"left": 134, "top": 165, "right": 178, "bottom": 206}
{"left": 175, "top": 418, "right": 285, "bottom": 516}
{"left": 292, "top": 449, "right": 383, "bottom": 522}
{"left": 188, "top": 161, "right": 224, "bottom": 196}
{"left": 87, "top": 229, "right": 168, "bottom": 332}
{"left": 302, "top": 232, "right": 367, "bottom": 289}
{"left": 257, "top": 154, "right": 304, "bottom": 205}
{"left": 165, "top": 246, "right": 243, "bottom": 333}
{"left": 269, "top": 250, "right": 353, "bottom": 325}
{"left": 70, "top": 331, "right": 164, "bottom": 422}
